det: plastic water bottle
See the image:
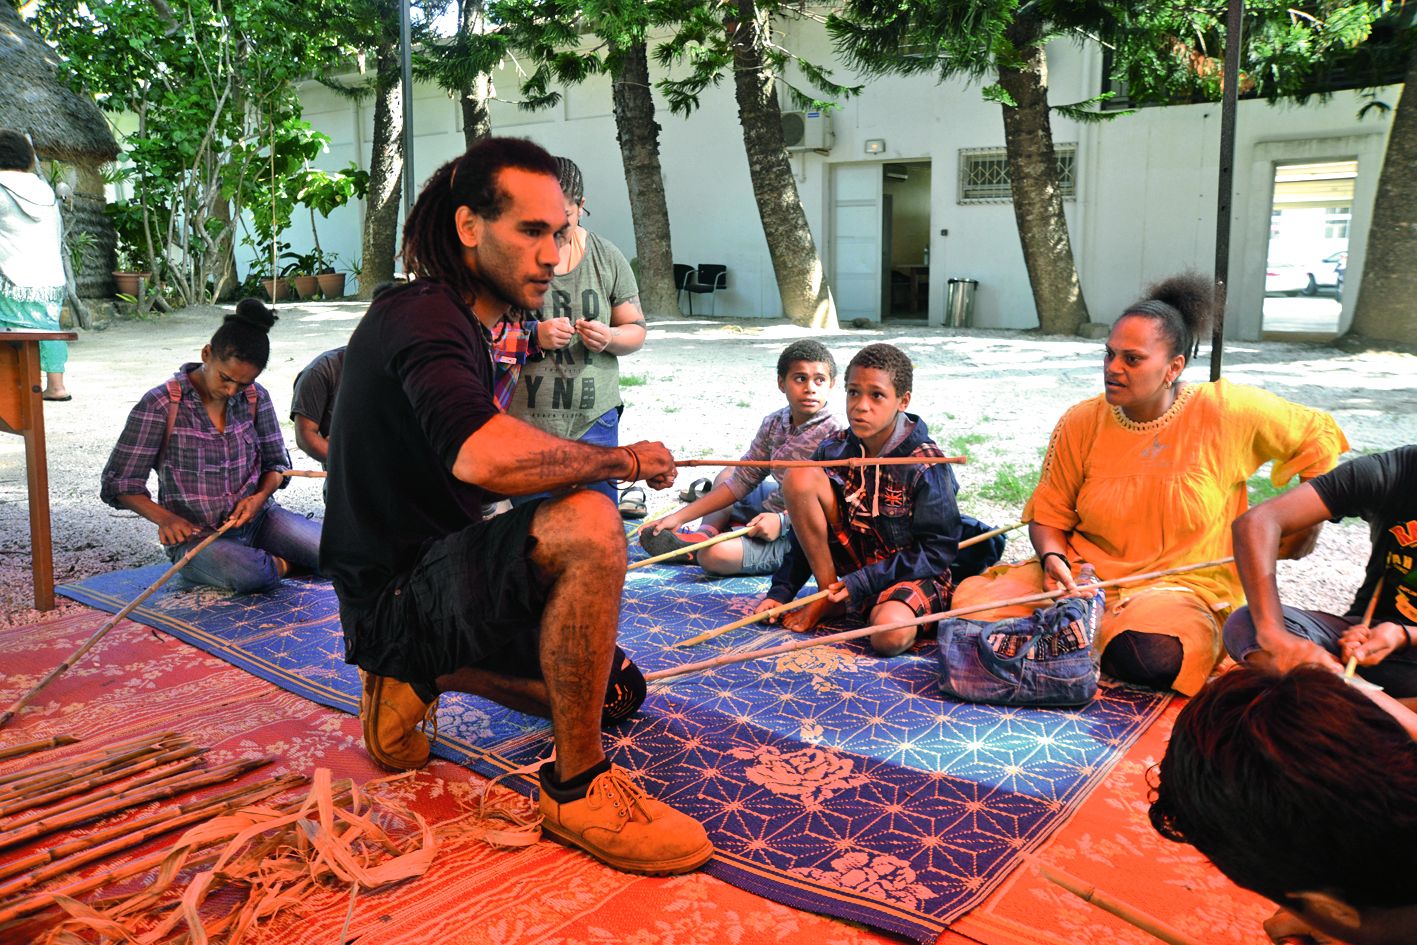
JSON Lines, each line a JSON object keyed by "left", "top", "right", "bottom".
{"left": 1078, "top": 563, "right": 1097, "bottom": 587}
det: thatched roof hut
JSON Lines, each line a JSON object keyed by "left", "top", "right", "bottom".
{"left": 1, "top": 1, "right": 119, "bottom": 300}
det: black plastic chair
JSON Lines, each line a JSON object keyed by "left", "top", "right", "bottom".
{"left": 692, "top": 264, "right": 728, "bottom": 315}
{"left": 674, "top": 264, "right": 698, "bottom": 314}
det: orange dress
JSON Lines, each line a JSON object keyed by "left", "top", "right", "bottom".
{"left": 953, "top": 379, "right": 1348, "bottom": 694}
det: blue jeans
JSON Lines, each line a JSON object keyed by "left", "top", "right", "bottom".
{"left": 511, "top": 407, "right": 620, "bottom": 506}
{"left": 168, "top": 503, "right": 322, "bottom": 594}
{"left": 1224, "top": 604, "right": 1417, "bottom": 699}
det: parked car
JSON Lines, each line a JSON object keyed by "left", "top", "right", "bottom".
{"left": 1301, "top": 251, "right": 1347, "bottom": 296}
{"left": 1265, "top": 263, "right": 1310, "bottom": 295}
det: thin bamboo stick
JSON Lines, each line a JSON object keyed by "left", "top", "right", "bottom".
{"left": 674, "top": 521, "right": 1028, "bottom": 648}
{"left": 0, "top": 521, "right": 236, "bottom": 729}
{"left": 0, "top": 758, "right": 273, "bottom": 880}
{"left": 0, "top": 739, "right": 186, "bottom": 801}
{"left": 0, "top": 755, "right": 258, "bottom": 851}
{"left": 279, "top": 469, "right": 326, "bottom": 478}
{"left": 1038, "top": 862, "right": 1205, "bottom": 945}
{"left": 0, "top": 745, "right": 203, "bottom": 816}
{"left": 0, "top": 773, "right": 307, "bottom": 903}
{"left": 0, "top": 735, "right": 78, "bottom": 762}
{"left": 646, "top": 557, "right": 1235, "bottom": 682}
{"left": 0, "top": 731, "right": 176, "bottom": 788}
{"left": 628, "top": 526, "right": 752, "bottom": 571}
{"left": 678, "top": 455, "right": 965, "bottom": 469}
{"left": 676, "top": 589, "right": 833, "bottom": 648}
{"left": 1344, "top": 575, "right": 1384, "bottom": 680}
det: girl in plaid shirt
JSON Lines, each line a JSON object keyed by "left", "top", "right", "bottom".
{"left": 100, "top": 300, "right": 321, "bottom": 592}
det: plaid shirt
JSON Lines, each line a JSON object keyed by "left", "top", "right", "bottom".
{"left": 725, "top": 405, "right": 840, "bottom": 514}
{"left": 487, "top": 315, "right": 541, "bottom": 412}
{"left": 100, "top": 363, "right": 290, "bottom": 530}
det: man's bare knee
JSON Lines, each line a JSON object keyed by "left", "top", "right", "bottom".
{"left": 870, "top": 626, "right": 917, "bottom": 656}
{"left": 531, "top": 490, "right": 626, "bottom": 569}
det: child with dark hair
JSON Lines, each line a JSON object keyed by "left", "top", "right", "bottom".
{"left": 1149, "top": 666, "right": 1417, "bottom": 945}
{"left": 101, "top": 299, "right": 320, "bottom": 593}
{"left": 952, "top": 273, "right": 1347, "bottom": 694}
{"left": 755, "top": 342, "right": 963, "bottom": 656}
{"left": 640, "top": 339, "right": 840, "bottom": 575}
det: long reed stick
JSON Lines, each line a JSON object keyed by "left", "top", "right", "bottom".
{"left": 0, "top": 731, "right": 175, "bottom": 788}
{"left": 0, "top": 775, "right": 323, "bottom": 927}
{"left": 0, "top": 738, "right": 186, "bottom": 801}
{"left": 678, "top": 455, "right": 965, "bottom": 469}
{"left": 675, "top": 521, "right": 1028, "bottom": 648}
{"left": 0, "top": 735, "right": 78, "bottom": 762}
{"left": 1344, "top": 574, "right": 1384, "bottom": 680}
{"left": 0, "top": 758, "right": 273, "bottom": 879}
{"left": 0, "top": 754, "right": 236, "bottom": 849}
{"left": 628, "top": 526, "right": 752, "bottom": 571}
{"left": 0, "top": 522, "right": 236, "bottom": 729}
{"left": 280, "top": 468, "right": 326, "bottom": 478}
{"left": 646, "top": 557, "right": 1234, "bottom": 682}
{"left": 1038, "top": 862, "right": 1205, "bottom": 945}
{"left": 0, "top": 746, "right": 203, "bottom": 817}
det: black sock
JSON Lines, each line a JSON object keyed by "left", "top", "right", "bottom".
{"left": 410, "top": 679, "right": 439, "bottom": 703}
{"left": 602, "top": 647, "right": 646, "bottom": 725}
{"left": 540, "top": 757, "right": 613, "bottom": 801}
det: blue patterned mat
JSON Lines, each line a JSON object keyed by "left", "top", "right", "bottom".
{"left": 60, "top": 558, "right": 1168, "bottom": 942}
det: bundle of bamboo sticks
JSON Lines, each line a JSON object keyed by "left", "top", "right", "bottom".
{"left": 0, "top": 731, "right": 440, "bottom": 943}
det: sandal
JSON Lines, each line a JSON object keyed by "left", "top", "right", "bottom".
{"left": 618, "top": 486, "right": 648, "bottom": 520}
{"left": 679, "top": 478, "right": 712, "bottom": 503}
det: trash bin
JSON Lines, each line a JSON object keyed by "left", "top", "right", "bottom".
{"left": 946, "top": 278, "right": 977, "bottom": 328}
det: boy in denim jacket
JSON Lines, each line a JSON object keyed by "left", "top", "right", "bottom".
{"left": 755, "top": 343, "right": 962, "bottom": 655}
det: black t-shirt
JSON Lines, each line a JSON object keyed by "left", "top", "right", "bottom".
{"left": 1310, "top": 445, "right": 1417, "bottom": 623}
{"left": 291, "top": 346, "right": 346, "bottom": 441}
{"left": 322, "top": 282, "right": 497, "bottom": 631}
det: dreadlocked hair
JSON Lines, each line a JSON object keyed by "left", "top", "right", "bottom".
{"left": 1118, "top": 272, "right": 1214, "bottom": 364}
{"left": 401, "top": 137, "right": 559, "bottom": 302}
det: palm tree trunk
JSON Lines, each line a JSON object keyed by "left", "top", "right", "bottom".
{"left": 729, "top": 0, "right": 837, "bottom": 330}
{"left": 996, "top": 12, "right": 1089, "bottom": 335}
{"left": 360, "top": 35, "right": 404, "bottom": 300}
{"left": 1349, "top": 44, "right": 1417, "bottom": 343}
{"left": 611, "top": 40, "right": 679, "bottom": 318}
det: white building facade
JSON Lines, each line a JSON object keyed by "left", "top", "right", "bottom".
{"left": 289, "top": 18, "right": 1400, "bottom": 340}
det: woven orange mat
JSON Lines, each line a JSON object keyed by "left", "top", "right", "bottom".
{"left": 0, "top": 609, "right": 1271, "bottom": 944}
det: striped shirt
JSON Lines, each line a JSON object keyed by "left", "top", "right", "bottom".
{"left": 100, "top": 363, "right": 290, "bottom": 530}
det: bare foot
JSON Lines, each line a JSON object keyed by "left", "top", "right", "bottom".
{"left": 782, "top": 596, "right": 839, "bottom": 633}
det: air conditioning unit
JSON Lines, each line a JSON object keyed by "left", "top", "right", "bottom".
{"left": 782, "top": 110, "right": 833, "bottom": 151}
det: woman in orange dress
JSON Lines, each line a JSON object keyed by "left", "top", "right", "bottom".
{"left": 952, "top": 274, "right": 1348, "bottom": 694}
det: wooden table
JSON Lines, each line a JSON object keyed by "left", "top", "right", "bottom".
{"left": 0, "top": 329, "right": 77, "bottom": 611}
{"left": 906, "top": 264, "right": 930, "bottom": 312}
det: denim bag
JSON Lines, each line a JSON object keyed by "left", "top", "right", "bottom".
{"left": 936, "top": 589, "right": 1104, "bottom": 707}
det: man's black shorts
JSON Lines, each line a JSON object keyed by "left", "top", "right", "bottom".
{"left": 351, "top": 499, "right": 549, "bottom": 688}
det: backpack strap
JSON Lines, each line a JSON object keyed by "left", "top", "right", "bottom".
{"left": 154, "top": 377, "right": 183, "bottom": 471}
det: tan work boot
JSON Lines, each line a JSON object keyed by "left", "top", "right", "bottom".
{"left": 359, "top": 671, "right": 435, "bottom": 771}
{"left": 539, "top": 765, "right": 713, "bottom": 875}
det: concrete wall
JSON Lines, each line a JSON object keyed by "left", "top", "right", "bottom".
{"left": 287, "top": 19, "right": 1400, "bottom": 339}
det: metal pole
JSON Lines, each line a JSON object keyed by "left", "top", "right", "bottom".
{"left": 400, "top": 0, "right": 416, "bottom": 220}
{"left": 1210, "top": 0, "right": 1243, "bottom": 381}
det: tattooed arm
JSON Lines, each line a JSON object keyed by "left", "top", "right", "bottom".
{"left": 452, "top": 413, "right": 674, "bottom": 495}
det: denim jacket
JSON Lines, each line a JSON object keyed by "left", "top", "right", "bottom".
{"left": 768, "top": 412, "right": 961, "bottom": 610}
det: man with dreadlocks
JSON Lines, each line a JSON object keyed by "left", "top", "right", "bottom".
{"left": 321, "top": 136, "right": 712, "bottom": 875}
{"left": 1224, "top": 445, "right": 1417, "bottom": 699}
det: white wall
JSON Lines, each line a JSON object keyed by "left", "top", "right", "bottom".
{"left": 290, "top": 20, "right": 1400, "bottom": 339}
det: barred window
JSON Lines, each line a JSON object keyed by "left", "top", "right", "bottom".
{"left": 958, "top": 145, "right": 1077, "bottom": 204}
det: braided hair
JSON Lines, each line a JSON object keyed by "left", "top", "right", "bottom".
{"left": 401, "top": 137, "right": 559, "bottom": 303}
{"left": 210, "top": 298, "right": 277, "bottom": 369}
{"left": 1119, "top": 273, "right": 1215, "bottom": 364}
{"left": 555, "top": 156, "right": 585, "bottom": 204}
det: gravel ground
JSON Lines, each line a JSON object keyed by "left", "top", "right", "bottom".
{"left": 3, "top": 301, "right": 1410, "bottom": 627}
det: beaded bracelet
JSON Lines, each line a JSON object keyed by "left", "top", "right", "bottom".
{"left": 1040, "top": 551, "right": 1070, "bottom": 571}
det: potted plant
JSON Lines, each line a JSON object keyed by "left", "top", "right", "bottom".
{"left": 280, "top": 249, "right": 322, "bottom": 300}
{"left": 112, "top": 245, "right": 152, "bottom": 298}
{"left": 314, "top": 250, "right": 346, "bottom": 299}
{"left": 108, "top": 203, "right": 152, "bottom": 298}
